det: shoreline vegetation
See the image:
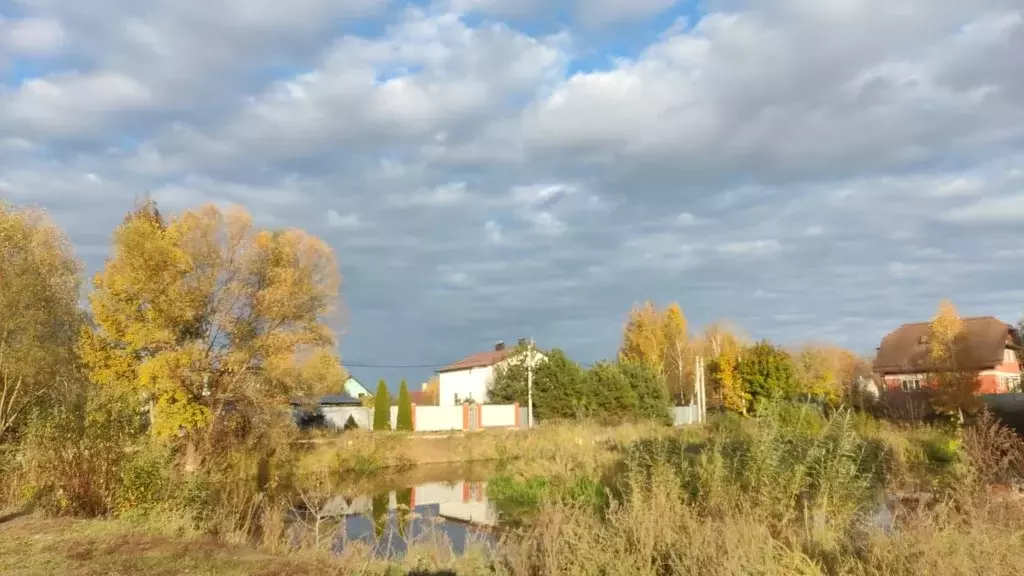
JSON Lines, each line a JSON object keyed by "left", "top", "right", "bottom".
{"left": 5, "top": 406, "right": 1024, "bottom": 575}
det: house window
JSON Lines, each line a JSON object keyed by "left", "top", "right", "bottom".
{"left": 900, "top": 377, "right": 923, "bottom": 392}
{"left": 1004, "top": 349, "right": 1017, "bottom": 364}
{"left": 1000, "top": 375, "right": 1021, "bottom": 393}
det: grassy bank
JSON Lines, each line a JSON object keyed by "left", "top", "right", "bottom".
{"left": 297, "top": 421, "right": 681, "bottom": 478}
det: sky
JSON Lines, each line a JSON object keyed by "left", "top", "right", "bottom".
{"left": 2, "top": 0, "right": 1023, "bottom": 390}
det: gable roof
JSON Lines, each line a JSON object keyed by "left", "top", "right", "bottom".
{"left": 873, "top": 316, "right": 1018, "bottom": 374}
{"left": 343, "top": 374, "right": 371, "bottom": 395}
{"left": 438, "top": 349, "right": 511, "bottom": 373}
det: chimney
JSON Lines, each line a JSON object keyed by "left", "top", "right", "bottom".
{"left": 495, "top": 341, "right": 505, "bottom": 351}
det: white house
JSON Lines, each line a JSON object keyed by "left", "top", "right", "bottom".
{"left": 437, "top": 340, "right": 546, "bottom": 407}
{"left": 342, "top": 374, "right": 371, "bottom": 398}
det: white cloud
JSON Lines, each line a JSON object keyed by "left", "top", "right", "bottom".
{"left": 484, "top": 219, "right": 503, "bottom": 242}
{"left": 575, "top": 0, "right": 680, "bottom": 27}
{"left": 944, "top": 195, "right": 1024, "bottom": 224}
{"left": 931, "top": 177, "right": 985, "bottom": 197}
{"left": 389, "top": 181, "right": 469, "bottom": 207}
{"left": 522, "top": 1, "right": 1024, "bottom": 185}
{"left": 525, "top": 211, "right": 568, "bottom": 236}
{"left": 327, "top": 209, "right": 361, "bottom": 229}
{"left": 2, "top": 17, "right": 65, "bottom": 56}
{"left": 511, "top": 183, "right": 573, "bottom": 205}
{"left": 717, "top": 239, "right": 782, "bottom": 256}
{"left": 0, "top": 71, "right": 152, "bottom": 137}
{"left": 676, "top": 212, "right": 697, "bottom": 226}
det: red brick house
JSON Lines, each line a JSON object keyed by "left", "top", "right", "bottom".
{"left": 874, "top": 316, "right": 1021, "bottom": 394}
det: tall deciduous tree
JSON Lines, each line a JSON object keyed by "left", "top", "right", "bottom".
{"left": 661, "top": 303, "right": 690, "bottom": 404}
{"left": 0, "top": 203, "right": 83, "bottom": 442}
{"left": 927, "top": 299, "right": 981, "bottom": 421}
{"left": 78, "top": 202, "right": 342, "bottom": 464}
{"left": 396, "top": 379, "right": 413, "bottom": 431}
{"left": 791, "top": 344, "right": 844, "bottom": 406}
{"left": 698, "top": 321, "right": 748, "bottom": 359}
{"left": 710, "top": 344, "right": 748, "bottom": 415}
{"left": 737, "top": 340, "right": 795, "bottom": 412}
{"left": 619, "top": 301, "right": 666, "bottom": 369}
{"left": 373, "top": 380, "right": 391, "bottom": 431}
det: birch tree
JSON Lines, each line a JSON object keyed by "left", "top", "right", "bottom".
{"left": 661, "top": 303, "right": 690, "bottom": 404}
{"left": 0, "top": 203, "right": 83, "bottom": 442}
{"left": 618, "top": 301, "right": 666, "bottom": 369}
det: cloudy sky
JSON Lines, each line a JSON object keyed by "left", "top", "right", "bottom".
{"left": 2, "top": 0, "right": 1023, "bottom": 388}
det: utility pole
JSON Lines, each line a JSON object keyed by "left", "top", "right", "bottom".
{"left": 527, "top": 338, "right": 534, "bottom": 428}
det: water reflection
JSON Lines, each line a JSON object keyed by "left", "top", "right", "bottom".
{"left": 293, "top": 478, "right": 500, "bottom": 557}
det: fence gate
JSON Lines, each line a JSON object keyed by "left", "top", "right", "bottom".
{"left": 467, "top": 403, "right": 480, "bottom": 431}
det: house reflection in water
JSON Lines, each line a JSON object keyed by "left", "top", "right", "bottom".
{"left": 317, "top": 480, "right": 497, "bottom": 557}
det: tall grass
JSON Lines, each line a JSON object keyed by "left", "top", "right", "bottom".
{"left": 497, "top": 405, "right": 1024, "bottom": 576}
{"left": 6, "top": 407, "right": 1024, "bottom": 575}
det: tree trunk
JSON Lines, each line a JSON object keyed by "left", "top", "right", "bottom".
{"left": 183, "top": 439, "right": 202, "bottom": 473}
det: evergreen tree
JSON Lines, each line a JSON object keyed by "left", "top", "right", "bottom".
{"left": 586, "top": 361, "right": 639, "bottom": 424}
{"left": 619, "top": 360, "right": 671, "bottom": 424}
{"left": 396, "top": 379, "right": 413, "bottom": 431}
{"left": 373, "top": 380, "right": 391, "bottom": 431}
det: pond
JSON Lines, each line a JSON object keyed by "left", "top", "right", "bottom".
{"left": 288, "top": 462, "right": 511, "bottom": 557}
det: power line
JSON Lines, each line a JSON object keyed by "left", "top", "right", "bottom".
{"left": 342, "top": 361, "right": 452, "bottom": 369}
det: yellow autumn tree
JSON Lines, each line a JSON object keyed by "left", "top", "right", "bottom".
{"left": 713, "top": 342, "right": 748, "bottom": 414}
{"left": 695, "top": 321, "right": 749, "bottom": 411}
{"left": 79, "top": 201, "right": 342, "bottom": 466}
{"left": 927, "top": 299, "right": 981, "bottom": 421}
{"left": 619, "top": 301, "right": 666, "bottom": 369}
{"left": 698, "top": 321, "right": 748, "bottom": 359}
{"left": 661, "top": 302, "right": 689, "bottom": 403}
{"left": 423, "top": 375, "right": 440, "bottom": 406}
{"left": 0, "top": 203, "right": 83, "bottom": 442}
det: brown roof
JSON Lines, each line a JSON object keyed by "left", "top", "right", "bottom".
{"left": 873, "top": 316, "right": 1019, "bottom": 374}
{"left": 408, "top": 390, "right": 435, "bottom": 405}
{"left": 438, "top": 349, "right": 511, "bottom": 373}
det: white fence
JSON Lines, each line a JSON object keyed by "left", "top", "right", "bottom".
{"left": 309, "top": 402, "right": 525, "bottom": 432}
{"left": 480, "top": 404, "right": 517, "bottom": 428}
{"left": 414, "top": 405, "right": 466, "bottom": 432}
{"left": 672, "top": 405, "right": 701, "bottom": 427}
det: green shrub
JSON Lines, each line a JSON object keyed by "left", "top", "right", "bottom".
{"left": 116, "top": 443, "right": 174, "bottom": 516}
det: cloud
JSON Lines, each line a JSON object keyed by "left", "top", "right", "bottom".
{"left": 717, "top": 239, "right": 782, "bottom": 256}
{"left": 574, "top": 0, "right": 681, "bottom": 27}
{"left": 944, "top": 195, "right": 1024, "bottom": 224}
{"left": 484, "top": 220, "right": 503, "bottom": 243}
{"left": 1, "top": 17, "right": 65, "bottom": 56}
{"left": 3, "top": 0, "right": 1024, "bottom": 388}
{"left": 327, "top": 210, "right": 361, "bottom": 229}
{"left": 0, "top": 72, "right": 153, "bottom": 138}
